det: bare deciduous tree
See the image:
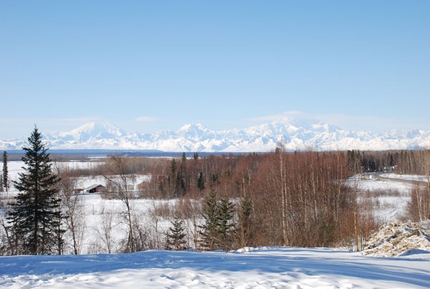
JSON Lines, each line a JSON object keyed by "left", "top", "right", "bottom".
{"left": 57, "top": 167, "right": 86, "bottom": 255}
{"left": 103, "top": 155, "right": 144, "bottom": 253}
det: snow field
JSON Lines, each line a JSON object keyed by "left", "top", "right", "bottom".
{"left": 350, "top": 175, "right": 413, "bottom": 223}
{"left": 0, "top": 247, "right": 429, "bottom": 288}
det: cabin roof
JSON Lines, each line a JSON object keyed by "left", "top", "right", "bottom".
{"left": 85, "top": 184, "right": 105, "bottom": 191}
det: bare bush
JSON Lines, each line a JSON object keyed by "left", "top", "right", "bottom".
{"left": 174, "top": 197, "right": 202, "bottom": 219}
{"left": 149, "top": 201, "right": 173, "bottom": 219}
{"left": 92, "top": 205, "right": 117, "bottom": 254}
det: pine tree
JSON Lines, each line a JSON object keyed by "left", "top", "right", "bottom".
{"left": 236, "top": 196, "right": 254, "bottom": 248}
{"left": 2, "top": 151, "right": 8, "bottom": 192}
{"left": 198, "top": 191, "right": 236, "bottom": 251}
{"left": 217, "top": 194, "right": 236, "bottom": 250}
{"left": 165, "top": 216, "right": 187, "bottom": 251}
{"left": 0, "top": 168, "right": 3, "bottom": 193}
{"left": 6, "top": 127, "right": 64, "bottom": 255}
{"left": 193, "top": 152, "right": 199, "bottom": 160}
{"left": 198, "top": 190, "right": 219, "bottom": 251}
{"left": 197, "top": 172, "right": 205, "bottom": 191}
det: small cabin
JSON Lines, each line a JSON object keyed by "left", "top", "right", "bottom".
{"left": 85, "top": 184, "right": 106, "bottom": 194}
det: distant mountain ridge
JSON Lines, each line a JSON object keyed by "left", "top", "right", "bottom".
{"left": 1, "top": 118, "right": 430, "bottom": 152}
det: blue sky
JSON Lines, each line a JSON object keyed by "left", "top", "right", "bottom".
{"left": 1, "top": 1, "right": 429, "bottom": 139}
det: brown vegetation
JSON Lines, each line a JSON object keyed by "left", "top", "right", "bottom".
{"left": 5, "top": 148, "right": 430, "bottom": 255}
{"left": 407, "top": 183, "right": 430, "bottom": 222}
{"left": 138, "top": 150, "right": 372, "bottom": 248}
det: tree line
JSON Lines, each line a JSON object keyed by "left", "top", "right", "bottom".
{"left": 347, "top": 149, "right": 430, "bottom": 175}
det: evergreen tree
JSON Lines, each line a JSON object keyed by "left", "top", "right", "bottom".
{"left": 236, "top": 196, "right": 254, "bottom": 248}
{"left": 197, "top": 172, "right": 205, "bottom": 191}
{"left": 178, "top": 153, "right": 187, "bottom": 197}
{"left": 0, "top": 168, "right": 3, "bottom": 193}
{"left": 217, "top": 194, "right": 236, "bottom": 250}
{"left": 6, "top": 127, "right": 64, "bottom": 255}
{"left": 198, "top": 190, "right": 236, "bottom": 251}
{"left": 2, "top": 151, "right": 8, "bottom": 192}
{"left": 198, "top": 190, "right": 219, "bottom": 251}
{"left": 193, "top": 152, "right": 199, "bottom": 160}
{"left": 165, "top": 216, "right": 187, "bottom": 251}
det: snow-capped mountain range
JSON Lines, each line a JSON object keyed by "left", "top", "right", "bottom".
{"left": 2, "top": 118, "right": 430, "bottom": 152}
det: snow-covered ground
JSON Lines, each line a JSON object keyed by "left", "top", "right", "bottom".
{"left": 1, "top": 247, "right": 429, "bottom": 289}
{"left": 380, "top": 173, "right": 430, "bottom": 182}
{"left": 352, "top": 174, "right": 412, "bottom": 223}
{"left": 1, "top": 161, "right": 430, "bottom": 288}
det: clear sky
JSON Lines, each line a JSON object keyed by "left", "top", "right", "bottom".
{"left": 1, "top": 1, "right": 429, "bottom": 139}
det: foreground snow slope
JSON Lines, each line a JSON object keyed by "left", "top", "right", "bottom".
{"left": 1, "top": 247, "right": 429, "bottom": 289}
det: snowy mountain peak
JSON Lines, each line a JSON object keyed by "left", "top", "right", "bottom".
{"left": 59, "top": 121, "right": 125, "bottom": 142}
{"left": 178, "top": 123, "right": 209, "bottom": 133}
{"left": 176, "top": 123, "right": 214, "bottom": 140}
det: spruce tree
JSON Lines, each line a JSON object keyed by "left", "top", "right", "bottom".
{"left": 197, "top": 172, "right": 205, "bottom": 191}
{"left": 198, "top": 190, "right": 236, "bottom": 251}
{"left": 0, "top": 168, "right": 3, "bottom": 193}
{"left": 236, "top": 196, "right": 254, "bottom": 248}
{"left": 198, "top": 190, "right": 219, "bottom": 251}
{"left": 6, "top": 127, "right": 64, "bottom": 255}
{"left": 217, "top": 194, "right": 236, "bottom": 250}
{"left": 2, "top": 151, "right": 8, "bottom": 192}
{"left": 165, "top": 216, "right": 187, "bottom": 251}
